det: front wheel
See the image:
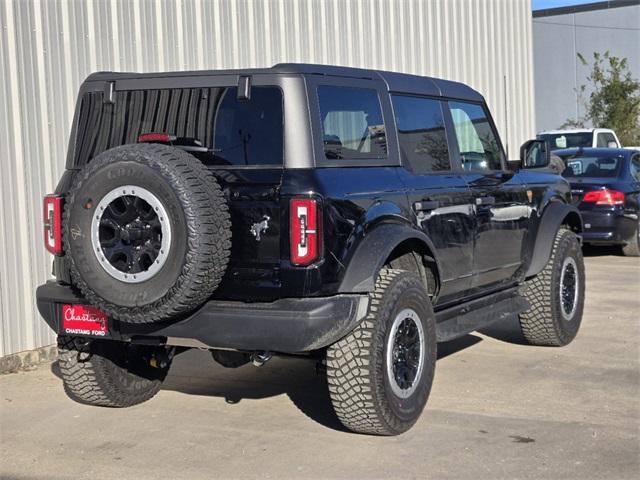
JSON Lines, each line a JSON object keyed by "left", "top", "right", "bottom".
{"left": 326, "top": 269, "right": 436, "bottom": 435}
{"left": 519, "top": 228, "right": 585, "bottom": 346}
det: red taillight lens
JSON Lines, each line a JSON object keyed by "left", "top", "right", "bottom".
{"left": 138, "top": 132, "right": 175, "bottom": 143}
{"left": 582, "top": 189, "right": 624, "bottom": 205}
{"left": 290, "top": 198, "right": 321, "bottom": 266}
{"left": 43, "top": 194, "right": 63, "bottom": 255}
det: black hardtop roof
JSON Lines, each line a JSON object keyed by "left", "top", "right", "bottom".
{"left": 85, "top": 63, "right": 484, "bottom": 102}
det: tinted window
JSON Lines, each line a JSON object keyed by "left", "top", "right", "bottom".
{"left": 318, "top": 86, "right": 387, "bottom": 159}
{"left": 448, "top": 101, "right": 503, "bottom": 171}
{"left": 392, "top": 95, "right": 451, "bottom": 173}
{"left": 631, "top": 154, "right": 640, "bottom": 181}
{"left": 538, "top": 132, "right": 593, "bottom": 149}
{"left": 597, "top": 132, "right": 617, "bottom": 147}
{"left": 212, "top": 87, "right": 283, "bottom": 166}
{"left": 561, "top": 155, "right": 622, "bottom": 178}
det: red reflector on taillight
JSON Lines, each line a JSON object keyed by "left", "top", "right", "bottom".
{"left": 43, "top": 194, "right": 64, "bottom": 255}
{"left": 137, "top": 132, "right": 176, "bottom": 143}
{"left": 582, "top": 189, "right": 624, "bottom": 205}
{"left": 290, "top": 198, "right": 320, "bottom": 266}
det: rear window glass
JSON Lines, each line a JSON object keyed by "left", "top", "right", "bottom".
{"left": 538, "top": 133, "right": 593, "bottom": 150}
{"left": 317, "top": 85, "right": 387, "bottom": 160}
{"left": 392, "top": 95, "right": 451, "bottom": 173}
{"left": 211, "top": 86, "right": 283, "bottom": 166}
{"left": 561, "top": 156, "right": 622, "bottom": 178}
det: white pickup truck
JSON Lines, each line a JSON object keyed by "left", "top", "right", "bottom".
{"left": 537, "top": 128, "right": 621, "bottom": 151}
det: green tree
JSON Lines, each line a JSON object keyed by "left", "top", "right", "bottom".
{"left": 562, "top": 51, "right": 640, "bottom": 146}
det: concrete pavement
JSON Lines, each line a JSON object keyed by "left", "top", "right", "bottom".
{"left": 1, "top": 248, "right": 639, "bottom": 479}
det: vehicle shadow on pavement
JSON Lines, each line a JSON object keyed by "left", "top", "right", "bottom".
{"left": 49, "top": 335, "right": 483, "bottom": 432}
{"left": 48, "top": 320, "right": 530, "bottom": 433}
{"left": 582, "top": 244, "right": 624, "bottom": 257}
{"left": 162, "top": 351, "right": 350, "bottom": 432}
{"left": 160, "top": 336, "right": 488, "bottom": 432}
{"left": 479, "top": 314, "right": 529, "bottom": 345}
{"left": 47, "top": 332, "right": 497, "bottom": 433}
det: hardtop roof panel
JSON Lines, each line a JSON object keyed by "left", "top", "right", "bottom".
{"left": 83, "top": 63, "right": 483, "bottom": 101}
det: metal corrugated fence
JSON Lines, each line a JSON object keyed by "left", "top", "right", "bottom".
{"left": 0, "top": 0, "right": 535, "bottom": 357}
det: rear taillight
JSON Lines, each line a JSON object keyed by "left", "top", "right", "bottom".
{"left": 582, "top": 189, "right": 624, "bottom": 206}
{"left": 43, "top": 194, "right": 63, "bottom": 255}
{"left": 290, "top": 198, "right": 321, "bottom": 266}
{"left": 138, "top": 132, "right": 176, "bottom": 143}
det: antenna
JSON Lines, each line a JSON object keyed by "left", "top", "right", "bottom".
{"left": 503, "top": 75, "right": 509, "bottom": 158}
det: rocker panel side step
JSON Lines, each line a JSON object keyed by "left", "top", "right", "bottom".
{"left": 435, "top": 287, "right": 530, "bottom": 342}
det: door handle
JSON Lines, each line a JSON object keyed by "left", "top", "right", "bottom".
{"left": 475, "top": 196, "right": 496, "bottom": 206}
{"left": 413, "top": 200, "right": 440, "bottom": 212}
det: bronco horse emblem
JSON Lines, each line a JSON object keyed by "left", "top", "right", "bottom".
{"left": 250, "top": 215, "right": 270, "bottom": 242}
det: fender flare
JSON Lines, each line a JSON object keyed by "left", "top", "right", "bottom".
{"left": 338, "top": 223, "right": 441, "bottom": 293}
{"left": 525, "top": 201, "right": 583, "bottom": 277}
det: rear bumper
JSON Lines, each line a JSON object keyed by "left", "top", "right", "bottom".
{"left": 580, "top": 210, "right": 637, "bottom": 244}
{"left": 36, "top": 282, "right": 369, "bottom": 353}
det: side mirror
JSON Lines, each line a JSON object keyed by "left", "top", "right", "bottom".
{"left": 607, "top": 141, "right": 618, "bottom": 148}
{"left": 520, "top": 139, "right": 550, "bottom": 169}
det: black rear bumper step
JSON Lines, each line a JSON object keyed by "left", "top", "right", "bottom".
{"left": 435, "top": 287, "right": 530, "bottom": 342}
{"left": 36, "top": 282, "right": 369, "bottom": 354}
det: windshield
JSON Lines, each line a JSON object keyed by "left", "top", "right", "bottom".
{"left": 560, "top": 155, "right": 623, "bottom": 178}
{"left": 538, "top": 133, "right": 593, "bottom": 150}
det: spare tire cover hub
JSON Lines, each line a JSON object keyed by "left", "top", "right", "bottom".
{"left": 91, "top": 185, "right": 172, "bottom": 283}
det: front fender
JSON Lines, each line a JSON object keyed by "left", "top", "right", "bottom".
{"left": 337, "top": 223, "right": 440, "bottom": 293}
{"left": 525, "top": 201, "right": 582, "bottom": 277}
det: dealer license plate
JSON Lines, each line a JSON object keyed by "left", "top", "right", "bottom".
{"left": 61, "top": 304, "right": 109, "bottom": 336}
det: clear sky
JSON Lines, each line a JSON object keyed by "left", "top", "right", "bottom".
{"left": 532, "top": 0, "right": 593, "bottom": 10}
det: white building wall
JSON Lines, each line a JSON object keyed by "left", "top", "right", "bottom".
{"left": 0, "top": 0, "right": 535, "bottom": 357}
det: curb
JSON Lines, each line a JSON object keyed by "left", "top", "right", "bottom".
{"left": 0, "top": 345, "right": 57, "bottom": 374}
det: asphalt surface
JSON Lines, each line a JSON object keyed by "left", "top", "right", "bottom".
{"left": 1, "top": 248, "right": 639, "bottom": 480}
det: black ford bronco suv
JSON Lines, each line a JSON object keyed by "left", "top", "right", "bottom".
{"left": 37, "top": 64, "right": 585, "bottom": 435}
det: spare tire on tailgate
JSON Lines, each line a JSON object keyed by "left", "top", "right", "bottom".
{"left": 63, "top": 144, "right": 231, "bottom": 324}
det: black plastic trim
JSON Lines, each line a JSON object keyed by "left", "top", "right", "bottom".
{"left": 338, "top": 223, "right": 441, "bottom": 293}
{"left": 36, "top": 282, "right": 369, "bottom": 353}
{"left": 525, "top": 202, "right": 583, "bottom": 277}
{"left": 435, "top": 287, "right": 530, "bottom": 342}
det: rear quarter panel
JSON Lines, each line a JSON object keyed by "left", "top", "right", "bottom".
{"left": 280, "top": 167, "right": 411, "bottom": 296}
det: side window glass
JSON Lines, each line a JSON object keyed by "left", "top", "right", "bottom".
{"left": 602, "top": 132, "right": 616, "bottom": 147}
{"left": 212, "top": 87, "right": 283, "bottom": 166}
{"left": 448, "top": 101, "right": 504, "bottom": 171}
{"left": 392, "top": 95, "right": 451, "bottom": 173}
{"left": 631, "top": 155, "right": 640, "bottom": 181}
{"left": 597, "top": 133, "right": 610, "bottom": 147}
{"left": 317, "top": 85, "right": 387, "bottom": 160}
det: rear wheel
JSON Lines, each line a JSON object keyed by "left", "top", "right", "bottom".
{"left": 57, "top": 336, "right": 172, "bottom": 407}
{"left": 326, "top": 269, "right": 436, "bottom": 435}
{"left": 519, "top": 228, "right": 585, "bottom": 346}
{"left": 622, "top": 220, "right": 640, "bottom": 257}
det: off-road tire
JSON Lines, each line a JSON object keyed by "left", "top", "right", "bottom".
{"left": 64, "top": 144, "right": 231, "bottom": 323}
{"left": 519, "top": 228, "right": 585, "bottom": 346}
{"left": 326, "top": 269, "right": 436, "bottom": 435}
{"left": 57, "top": 336, "right": 171, "bottom": 407}
{"left": 622, "top": 220, "right": 640, "bottom": 257}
